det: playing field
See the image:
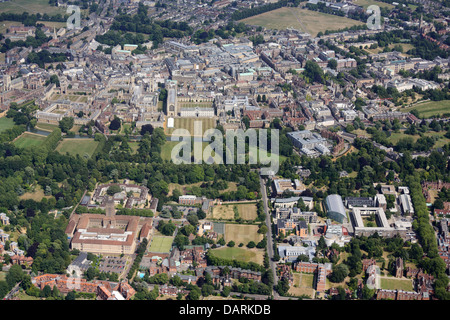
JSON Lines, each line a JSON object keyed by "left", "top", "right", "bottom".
{"left": 0, "top": 0, "right": 66, "bottom": 15}
{"left": 209, "top": 246, "right": 264, "bottom": 265}
{"left": 380, "top": 277, "right": 413, "bottom": 291}
{"left": 240, "top": 7, "right": 364, "bottom": 37}
{"left": 0, "top": 117, "right": 15, "bottom": 133}
{"left": 148, "top": 236, "right": 173, "bottom": 253}
{"left": 353, "top": 0, "right": 394, "bottom": 9}
{"left": 288, "top": 272, "right": 315, "bottom": 298}
{"left": 55, "top": 139, "right": 99, "bottom": 158}
{"left": 166, "top": 118, "right": 216, "bottom": 137}
{"left": 224, "top": 224, "right": 263, "bottom": 244}
{"left": 405, "top": 100, "right": 450, "bottom": 118}
{"left": 14, "top": 132, "right": 46, "bottom": 148}
{"left": 211, "top": 203, "right": 258, "bottom": 221}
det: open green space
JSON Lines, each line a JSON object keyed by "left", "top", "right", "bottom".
{"left": 0, "top": 0, "right": 66, "bottom": 15}
{"left": 0, "top": 117, "right": 15, "bottom": 133}
{"left": 209, "top": 246, "right": 264, "bottom": 264}
{"left": 387, "top": 131, "right": 450, "bottom": 149}
{"left": 353, "top": 0, "right": 394, "bottom": 9}
{"left": 35, "top": 122, "right": 59, "bottom": 132}
{"left": 14, "top": 132, "right": 46, "bottom": 148}
{"left": 404, "top": 100, "right": 450, "bottom": 118}
{"left": 148, "top": 236, "right": 173, "bottom": 253}
{"left": 211, "top": 203, "right": 258, "bottom": 221}
{"left": 161, "top": 141, "right": 219, "bottom": 162}
{"left": 240, "top": 7, "right": 364, "bottom": 37}
{"left": 224, "top": 223, "right": 263, "bottom": 244}
{"left": 288, "top": 272, "right": 315, "bottom": 297}
{"left": 55, "top": 138, "right": 99, "bottom": 158}
{"left": 166, "top": 118, "right": 216, "bottom": 137}
{"left": 0, "top": 20, "right": 23, "bottom": 34}
{"left": 380, "top": 277, "right": 414, "bottom": 291}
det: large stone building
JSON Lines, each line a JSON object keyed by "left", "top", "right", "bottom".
{"left": 65, "top": 206, "right": 152, "bottom": 255}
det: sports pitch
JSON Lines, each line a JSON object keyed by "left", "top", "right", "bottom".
{"left": 240, "top": 7, "right": 364, "bottom": 37}
{"left": 148, "top": 236, "right": 173, "bottom": 253}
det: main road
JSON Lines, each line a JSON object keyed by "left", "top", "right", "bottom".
{"left": 259, "top": 174, "right": 280, "bottom": 299}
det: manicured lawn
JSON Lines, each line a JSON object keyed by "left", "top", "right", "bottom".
{"left": 166, "top": 118, "right": 216, "bottom": 137}
{"left": 405, "top": 100, "right": 450, "bottom": 118}
{"left": 148, "top": 236, "right": 173, "bottom": 253}
{"left": 35, "top": 122, "right": 59, "bottom": 132}
{"left": 209, "top": 246, "right": 264, "bottom": 265}
{"left": 55, "top": 139, "right": 99, "bottom": 158}
{"left": 0, "top": 117, "right": 15, "bottom": 133}
{"left": 224, "top": 224, "right": 262, "bottom": 244}
{"left": 14, "top": 132, "right": 46, "bottom": 148}
{"left": 380, "top": 277, "right": 413, "bottom": 291}
{"left": 240, "top": 7, "right": 364, "bottom": 37}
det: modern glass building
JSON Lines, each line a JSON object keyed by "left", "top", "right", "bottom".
{"left": 324, "top": 194, "right": 347, "bottom": 223}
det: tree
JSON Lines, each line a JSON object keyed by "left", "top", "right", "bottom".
{"left": 140, "top": 124, "right": 154, "bottom": 135}
{"left": 201, "top": 284, "right": 214, "bottom": 297}
{"left": 6, "top": 264, "right": 24, "bottom": 289}
{"left": 109, "top": 117, "right": 121, "bottom": 131}
{"left": 107, "top": 185, "right": 122, "bottom": 196}
{"left": 59, "top": 117, "right": 74, "bottom": 133}
{"left": 327, "top": 59, "right": 337, "bottom": 70}
{"left": 227, "top": 241, "right": 235, "bottom": 247}
{"left": 186, "top": 286, "right": 201, "bottom": 300}
{"left": 329, "top": 264, "right": 349, "bottom": 283}
{"left": 247, "top": 241, "right": 256, "bottom": 248}
{"left": 42, "top": 284, "right": 52, "bottom": 298}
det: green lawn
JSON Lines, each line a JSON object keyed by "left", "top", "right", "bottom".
{"left": 209, "top": 246, "right": 264, "bottom": 264}
{"left": 0, "top": 117, "right": 15, "bottom": 133}
{"left": 161, "top": 141, "right": 219, "bottom": 162}
{"left": 0, "top": 0, "right": 66, "bottom": 15}
{"left": 129, "top": 141, "right": 140, "bottom": 154}
{"left": 55, "top": 139, "right": 99, "bottom": 158}
{"left": 166, "top": 118, "right": 216, "bottom": 137}
{"left": 353, "top": 0, "right": 394, "bottom": 9}
{"left": 405, "top": 100, "right": 450, "bottom": 118}
{"left": 240, "top": 7, "right": 364, "bottom": 36}
{"left": 0, "top": 20, "right": 23, "bottom": 34}
{"left": 148, "top": 236, "right": 173, "bottom": 253}
{"left": 380, "top": 277, "right": 413, "bottom": 291}
{"left": 387, "top": 131, "right": 450, "bottom": 149}
{"left": 35, "top": 122, "right": 59, "bottom": 132}
{"left": 14, "top": 132, "right": 46, "bottom": 148}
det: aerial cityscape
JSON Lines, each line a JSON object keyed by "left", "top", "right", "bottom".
{"left": 0, "top": 0, "right": 449, "bottom": 306}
